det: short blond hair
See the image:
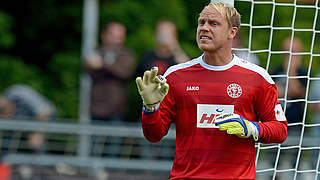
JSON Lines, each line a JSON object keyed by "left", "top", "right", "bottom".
{"left": 201, "top": 2, "right": 241, "bottom": 29}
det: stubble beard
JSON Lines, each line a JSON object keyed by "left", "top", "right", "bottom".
{"left": 198, "top": 42, "right": 220, "bottom": 53}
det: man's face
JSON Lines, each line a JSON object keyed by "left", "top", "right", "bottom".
{"left": 101, "top": 23, "right": 126, "bottom": 47}
{"left": 196, "top": 7, "right": 233, "bottom": 52}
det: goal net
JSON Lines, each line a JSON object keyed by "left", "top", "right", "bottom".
{"left": 232, "top": 0, "right": 320, "bottom": 179}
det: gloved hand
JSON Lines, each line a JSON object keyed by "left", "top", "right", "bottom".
{"left": 135, "top": 67, "right": 169, "bottom": 112}
{"left": 214, "top": 113, "right": 260, "bottom": 141}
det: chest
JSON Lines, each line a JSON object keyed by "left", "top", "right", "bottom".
{"left": 166, "top": 67, "right": 264, "bottom": 131}
{"left": 172, "top": 70, "right": 259, "bottom": 106}
{"left": 170, "top": 70, "right": 262, "bottom": 127}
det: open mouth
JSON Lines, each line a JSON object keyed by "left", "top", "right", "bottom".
{"left": 200, "top": 35, "right": 212, "bottom": 40}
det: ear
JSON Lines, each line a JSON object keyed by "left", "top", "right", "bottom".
{"left": 228, "top": 27, "right": 238, "bottom": 39}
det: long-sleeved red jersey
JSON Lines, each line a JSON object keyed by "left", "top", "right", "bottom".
{"left": 141, "top": 55, "right": 288, "bottom": 179}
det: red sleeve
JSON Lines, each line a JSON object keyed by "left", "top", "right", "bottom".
{"left": 141, "top": 77, "right": 176, "bottom": 142}
{"left": 255, "top": 82, "right": 288, "bottom": 143}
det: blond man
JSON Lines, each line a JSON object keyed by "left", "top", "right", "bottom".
{"left": 136, "top": 2, "right": 288, "bottom": 179}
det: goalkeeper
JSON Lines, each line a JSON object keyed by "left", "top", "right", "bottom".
{"left": 136, "top": 2, "right": 288, "bottom": 179}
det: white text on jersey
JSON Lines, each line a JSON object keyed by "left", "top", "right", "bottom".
{"left": 186, "top": 86, "right": 199, "bottom": 91}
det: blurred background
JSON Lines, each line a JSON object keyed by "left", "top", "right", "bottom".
{"left": 0, "top": 0, "right": 319, "bottom": 179}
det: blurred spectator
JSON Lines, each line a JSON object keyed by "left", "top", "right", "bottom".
{"left": 232, "top": 33, "right": 260, "bottom": 65}
{"left": 309, "top": 75, "right": 320, "bottom": 171}
{"left": 85, "top": 22, "right": 136, "bottom": 124}
{"left": 309, "top": 76, "right": 320, "bottom": 137}
{"left": 85, "top": 22, "right": 136, "bottom": 157}
{"left": 273, "top": 37, "right": 307, "bottom": 130}
{"left": 0, "top": 84, "right": 56, "bottom": 153}
{"left": 138, "top": 20, "right": 189, "bottom": 76}
{"left": 137, "top": 20, "right": 188, "bottom": 160}
{"left": 272, "top": 37, "right": 308, "bottom": 173}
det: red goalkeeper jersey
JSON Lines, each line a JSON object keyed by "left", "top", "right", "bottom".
{"left": 141, "top": 55, "right": 288, "bottom": 180}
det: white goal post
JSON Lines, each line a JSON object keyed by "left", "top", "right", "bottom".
{"left": 212, "top": 0, "right": 320, "bottom": 179}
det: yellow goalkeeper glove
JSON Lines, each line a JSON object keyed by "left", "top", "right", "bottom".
{"left": 135, "top": 67, "right": 169, "bottom": 113}
{"left": 214, "top": 113, "right": 261, "bottom": 141}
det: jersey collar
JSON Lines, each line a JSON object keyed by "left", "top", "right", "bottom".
{"left": 199, "top": 54, "right": 238, "bottom": 71}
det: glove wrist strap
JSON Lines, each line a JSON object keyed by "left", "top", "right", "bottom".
{"left": 143, "top": 103, "right": 160, "bottom": 114}
{"left": 250, "top": 122, "right": 260, "bottom": 141}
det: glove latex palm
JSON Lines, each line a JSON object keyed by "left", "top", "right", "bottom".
{"left": 135, "top": 67, "right": 169, "bottom": 112}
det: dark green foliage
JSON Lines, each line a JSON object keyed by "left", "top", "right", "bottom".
{"left": 0, "top": 55, "right": 42, "bottom": 90}
{"left": 0, "top": 11, "right": 15, "bottom": 49}
{"left": 47, "top": 52, "right": 80, "bottom": 118}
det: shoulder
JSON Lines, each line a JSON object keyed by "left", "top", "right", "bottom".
{"left": 234, "top": 55, "right": 275, "bottom": 85}
{"left": 163, "top": 56, "right": 201, "bottom": 78}
{"left": 5, "top": 84, "right": 34, "bottom": 95}
{"left": 4, "top": 84, "right": 41, "bottom": 102}
{"left": 163, "top": 57, "right": 200, "bottom": 78}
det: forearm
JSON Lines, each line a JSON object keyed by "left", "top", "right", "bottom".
{"left": 103, "top": 52, "right": 136, "bottom": 79}
{"left": 257, "top": 121, "right": 288, "bottom": 143}
{"left": 141, "top": 111, "right": 169, "bottom": 142}
{"left": 85, "top": 53, "right": 104, "bottom": 72}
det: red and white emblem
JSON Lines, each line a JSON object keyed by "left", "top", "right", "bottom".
{"left": 227, "top": 83, "right": 242, "bottom": 98}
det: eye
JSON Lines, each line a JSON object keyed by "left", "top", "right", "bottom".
{"left": 209, "top": 22, "right": 217, "bottom": 26}
{"left": 198, "top": 20, "right": 205, "bottom": 26}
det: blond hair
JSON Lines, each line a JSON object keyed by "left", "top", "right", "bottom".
{"left": 201, "top": 2, "right": 241, "bottom": 29}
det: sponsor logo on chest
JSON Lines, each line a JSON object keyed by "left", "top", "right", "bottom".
{"left": 197, "top": 104, "right": 234, "bottom": 128}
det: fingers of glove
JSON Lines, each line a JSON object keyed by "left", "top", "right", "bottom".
{"left": 143, "top": 70, "right": 151, "bottom": 85}
{"left": 155, "top": 75, "right": 166, "bottom": 84}
{"left": 160, "top": 83, "right": 169, "bottom": 95}
{"left": 218, "top": 122, "right": 241, "bottom": 131}
{"left": 215, "top": 113, "right": 238, "bottom": 124}
{"left": 226, "top": 127, "right": 244, "bottom": 135}
{"left": 150, "top": 67, "right": 158, "bottom": 83}
{"left": 135, "top": 77, "right": 144, "bottom": 92}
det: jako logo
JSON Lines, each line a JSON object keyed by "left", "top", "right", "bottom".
{"left": 197, "top": 104, "right": 234, "bottom": 128}
{"left": 186, "top": 86, "right": 199, "bottom": 91}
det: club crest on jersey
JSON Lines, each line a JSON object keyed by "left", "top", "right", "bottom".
{"left": 227, "top": 83, "right": 242, "bottom": 98}
{"left": 197, "top": 104, "right": 234, "bottom": 128}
